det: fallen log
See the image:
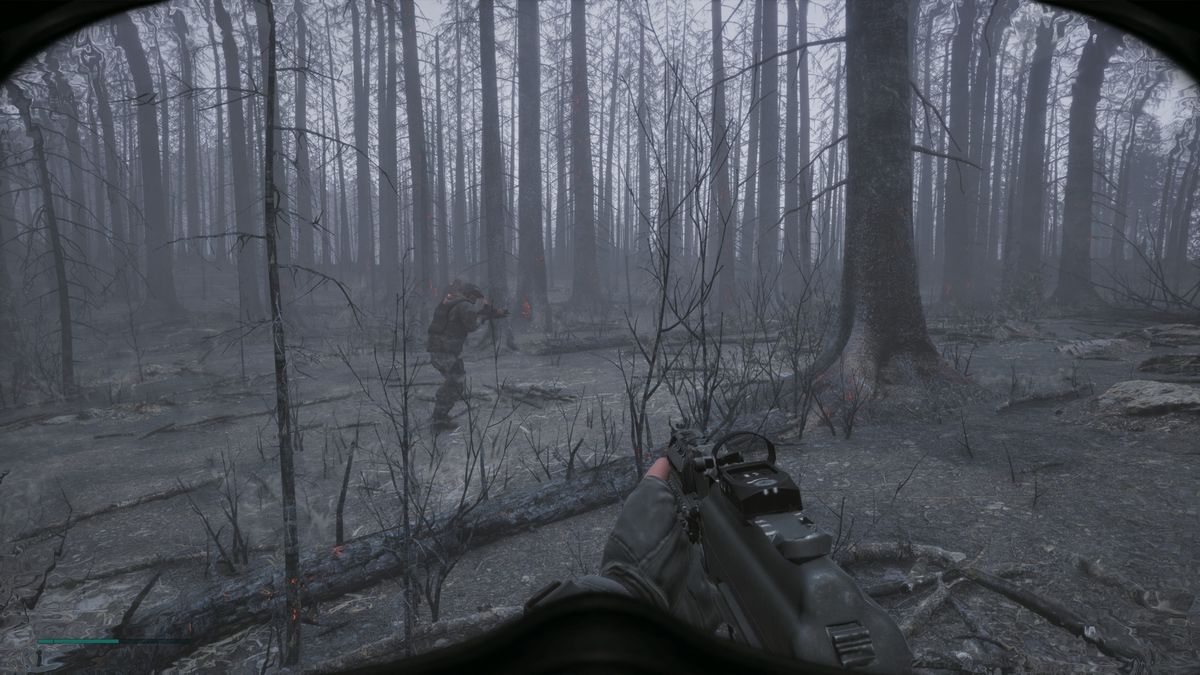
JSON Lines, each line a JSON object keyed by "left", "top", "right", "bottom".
{"left": 1065, "top": 552, "right": 1193, "bottom": 617}
{"left": 54, "top": 455, "right": 644, "bottom": 671}
{"left": 958, "top": 566, "right": 1147, "bottom": 664}
{"left": 836, "top": 541, "right": 967, "bottom": 568}
{"left": 168, "top": 392, "right": 357, "bottom": 431}
{"left": 899, "top": 578, "right": 955, "bottom": 639}
{"left": 9, "top": 476, "right": 221, "bottom": 543}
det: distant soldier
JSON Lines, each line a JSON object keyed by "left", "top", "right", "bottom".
{"left": 426, "top": 280, "right": 508, "bottom": 433}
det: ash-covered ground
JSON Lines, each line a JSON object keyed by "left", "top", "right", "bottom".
{"left": 2, "top": 277, "right": 1198, "bottom": 673}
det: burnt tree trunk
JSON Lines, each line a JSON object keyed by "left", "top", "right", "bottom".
{"left": 259, "top": 0, "right": 302, "bottom": 662}
{"left": 939, "top": 0, "right": 976, "bottom": 305}
{"left": 479, "top": 0, "right": 508, "bottom": 305}
{"left": 293, "top": 0, "right": 315, "bottom": 267}
{"left": 824, "top": 0, "right": 941, "bottom": 384}
{"left": 517, "top": 0, "right": 550, "bottom": 328}
{"left": 351, "top": 3, "right": 373, "bottom": 274}
{"left": 710, "top": 0, "right": 735, "bottom": 309}
{"left": 568, "top": 0, "right": 601, "bottom": 306}
{"left": 112, "top": 13, "right": 180, "bottom": 313}
{"left": 83, "top": 48, "right": 128, "bottom": 271}
{"left": 213, "top": 0, "right": 263, "bottom": 320}
{"left": 171, "top": 11, "right": 202, "bottom": 268}
{"left": 636, "top": 11, "right": 651, "bottom": 256}
{"left": 401, "top": 0, "right": 433, "bottom": 296}
{"left": 452, "top": 3, "right": 468, "bottom": 278}
{"left": 740, "top": 0, "right": 763, "bottom": 276}
{"left": 1002, "top": 19, "right": 1056, "bottom": 305}
{"left": 378, "top": 2, "right": 398, "bottom": 290}
{"left": 756, "top": 0, "right": 781, "bottom": 279}
{"left": 1052, "top": 24, "right": 1122, "bottom": 305}
{"left": 5, "top": 81, "right": 75, "bottom": 395}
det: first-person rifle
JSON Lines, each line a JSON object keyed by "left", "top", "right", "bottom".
{"left": 665, "top": 425, "right": 913, "bottom": 673}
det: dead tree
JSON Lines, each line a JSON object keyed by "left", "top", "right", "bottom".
{"left": 4, "top": 80, "right": 75, "bottom": 396}
{"left": 939, "top": 0, "right": 976, "bottom": 305}
{"left": 516, "top": 0, "right": 551, "bottom": 329}
{"left": 710, "top": 0, "right": 735, "bottom": 309}
{"left": 111, "top": 12, "right": 179, "bottom": 313}
{"left": 821, "top": 0, "right": 941, "bottom": 386}
{"left": 293, "top": 0, "right": 315, "bottom": 267}
{"left": 1052, "top": 23, "right": 1123, "bottom": 305}
{"left": 1002, "top": 17, "right": 1057, "bottom": 306}
{"left": 401, "top": 0, "right": 434, "bottom": 297}
{"left": 212, "top": 0, "right": 264, "bottom": 320}
{"left": 260, "top": 0, "right": 302, "bottom": 662}
{"left": 756, "top": 0, "right": 781, "bottom": 279}
{"left": 568, "top": 0, "right": 603, "bottom": 306}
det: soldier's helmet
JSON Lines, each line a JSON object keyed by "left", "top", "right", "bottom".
{"left": 448, "top": 279, "right": 484, "bottom": 300}
{"left": 460, "top": 282, "right": 484, "bottom": 300}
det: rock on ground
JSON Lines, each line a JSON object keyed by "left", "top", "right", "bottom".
{"left": 1122, "top": 324, "right": 1200, "bottom": 347}
{"left": 1097, "top": 380, "right": 1200, "bottom": 416}
{"left": 1137, "top": 354, "right": 1200, "bottom": 377}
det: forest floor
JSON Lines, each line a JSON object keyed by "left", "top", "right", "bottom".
{"left": 1, "top": 278, "right": 1198, "bottom": 673}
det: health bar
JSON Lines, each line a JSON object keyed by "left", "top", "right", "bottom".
{"left": 37, "top": 638, "right": 191, "bottom": 645}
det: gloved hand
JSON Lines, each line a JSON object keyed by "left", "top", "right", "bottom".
{"left": 530, "top": 458, "right": 723, "bottom": 632}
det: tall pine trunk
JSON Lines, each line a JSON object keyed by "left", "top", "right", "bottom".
{"left": 5, "top": 82, "right": 75, "bottom": 395}
{"left": 826, "top": 0, "right": 939, "bottom": 383}
{"left": 938, "top": 0, "right": 976, "bottom": 305}
{"left": 568, "top": 0, "right": 601, "bottom": 306}
{"left": 258, "top": 0, "right": 301, "bottom": 662}
{"left": 517, "top": 0, "right": 550, "bottom": 327}
{"left": 213, "top": 0, "right": 263, "bottom": 319}
{"left": 400, "top": 0, "right": 433, "bottom": 298}
{"left": 756, "top": 0, "right": 781, "bottom": 280}
{"left": 113, "top": 13, "right": 179, "bottom": 313}
{"left": 293, "top": 0, "right": 315, "bottom": 267}
{"left": 351, "top": 3, "right": 373, "bottom": 274}
{"left": 377, "top": 2, "right": 398, "bottom": 290}
{"left": 171, "top": 11, "right": 202, "bottom": 268}
{"left": 1052, "top": 24, "right": 1121, "bottom": 305}
{"left": 479, "top": 0, "right": 508, "bottom": 304}
{"left": 740, "top": 0, "right": 762, "bottom": 276}
{"left": 710, "top": 0, "right": 735, "bottom": 309}
{"left": 452, "top": 3, "right": 468, "bottom": 279}
{"left": 83, "top": 48, "right": 129, "bottom": 271}
{"left": 1002, "top": 19, "right": 1056, "bottom": 305}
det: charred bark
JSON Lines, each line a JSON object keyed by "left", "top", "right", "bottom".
{"left": 1052, "top": 24, "right": 1122, "bottom": 305}
{"left": 516, "top": 0, "right": 550, "bottom": 328}
{"left": 112, "top": 13, "right": 180, "bottom": 313}
{"left": 568, "top": 0, "right": 601, "bottom": 306}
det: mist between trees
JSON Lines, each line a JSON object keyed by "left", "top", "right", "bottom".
{"left": 1, "top": 0, "right": 1198, "bottom": 668}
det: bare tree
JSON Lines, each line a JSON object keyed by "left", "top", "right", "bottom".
{"left": 112, "top": 12, "right": 180, "bottom": 313}
{"left": 401, "top": 0, "right": 433, "bottom": 298}
{"left": 569, "top": 0, "right": 602, "bottom": 307}
{"left": 1002, "top": 16, "right": 1057, "bottom": 307}
{"left": 213, "top": 0, "right": 264, "bottom": 320}
{"left": 517, "top": 0, "right": 550, "bottom": 329}
{"left": 1052, "top": 22, "right": 1123, "bottom": 305}
{"left": 820, "top": 0, "right": 941, "bottom": 386}
{"left": 4, "top": 80, "right": 75, "bottom": 396}
{"left": 255, "top": 0, "right": 302, "bottom": 662}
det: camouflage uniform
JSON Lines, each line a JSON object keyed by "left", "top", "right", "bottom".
{"left": 426, "top": 295, "right": 482, "bottom": 428}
